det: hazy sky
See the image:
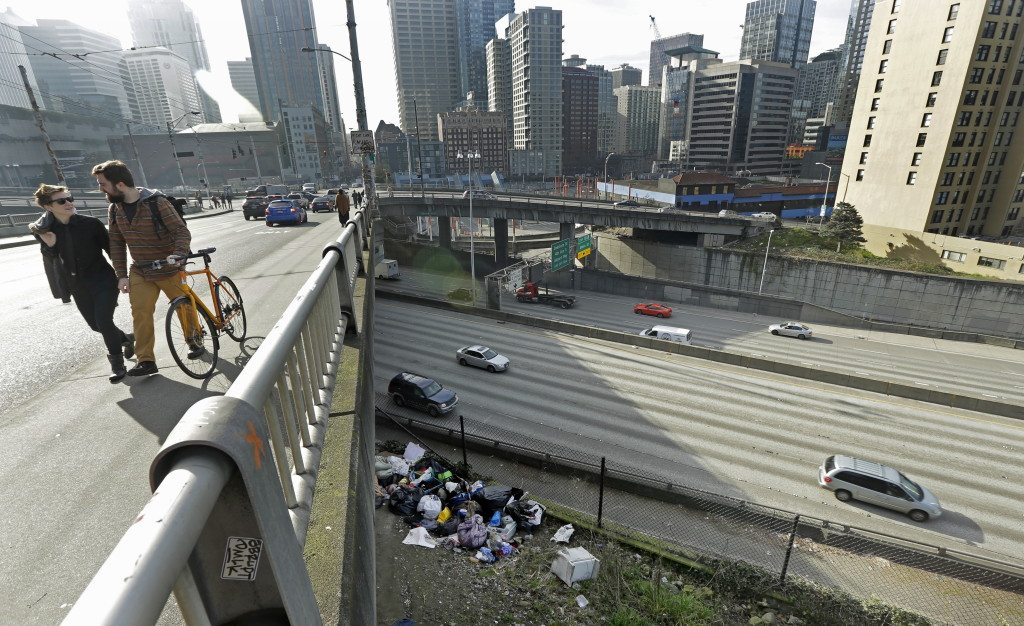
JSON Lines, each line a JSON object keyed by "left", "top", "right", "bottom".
{"left": 3, "top": 0, "right": 850, "bottom": 131}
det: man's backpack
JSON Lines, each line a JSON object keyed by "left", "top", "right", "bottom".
{"left": 110, "top": 194, "right": 187, "bottom": 234}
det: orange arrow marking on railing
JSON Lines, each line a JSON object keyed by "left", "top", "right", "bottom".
{"left": 244, "top": 421, "right": 265, "bottom": 469}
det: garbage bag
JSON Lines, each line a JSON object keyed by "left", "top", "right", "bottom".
{"left": 402, "top": 527, "right": 436, "bottom": 548}
{"left": 403, "top": 442, "right": 426, "bottom": 463}
{"left": 436, "top": 519, "right": 459, "bottom": 536}
{"left": 474, "top": 485, "right": 515, "bottom": 517}
{"left": 437, "top": 507, "right": 452, "bottom": 523}
{"left": 387, "top": 455, "right": 410, "bottom": 476}
{"left": 457, "top": 514, "right": 488, "bottom": 549}
{"left": 417, "top": 494, "right": 442, "bottom": 520}
{"left": 488, "top": 510, "right": 502, "bottom": 527}
{"left": 388, "top": 487, "right": 422, "bottom": 517}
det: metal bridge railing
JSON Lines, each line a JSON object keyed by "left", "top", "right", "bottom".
{"left": 63, "top": 209, "right": 368, "bottom": 626}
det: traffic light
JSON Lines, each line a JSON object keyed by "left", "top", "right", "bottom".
{"left": 231, "top": 149, "right": 237, "bottom": 159}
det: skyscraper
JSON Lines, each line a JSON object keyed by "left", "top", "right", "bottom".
{"left": 507, "top": 6, "right": 563, "bottom": 177}
{"left": 438, "top": 106, "right": 508, "bottom": 174}
{"left": 688, "top": 60, "right": 797, "bottom": 175}
{"left": 841, "top": 0, "right": 1024, "bottom": 238}
{"left": 240, "top": 0, "right": 322, "bottom": 123}
{"left": 562, "top": 65, "right": 598, "bottom": 174}
{"left": 0, "top": 9, "right": 40, "bottom": 109}
{"left": 832, "top": 0, "right": 874, "bottom": 127}
{"left": 649, "top": 33, "right": 703, "bottom": 88}
{"left": 658, "top": 45, "right": 720, "bottom": 161}
{"left": 389, "top": 0, "right": 461, "bottom": 140}
{"left": 587, "top": 64, "right": 615, "bottom": 157}
{"left": 19, "top": 19, "right": 133, "bottom": 120}
{"left": 485, "top": 32, "right": 512, "bottom": 140}
{"left": 228, "top": 58, "right": 262, "bottom": 123}
{"left": 739, "top": 0, "right": 816, "bottom": 68}
{"left": 455, "top": 0, "right": 514, "bottom": 110}
{"left": 791, "top": 47, "right": 842, "bottom": 144}
{"left": 315, "top": 44, "right": 344, "bottom": 132}
{"left": 613, "top": 85, "right": 661, "bottom": 157}
{"left": 127, "top": 0, "right": 220, "bottom": 122}
{"left": 123, "top": 48, "right": 204, "bottom": 129}
{"left": 610, "top": 64, "right": 642, "bottom": 90}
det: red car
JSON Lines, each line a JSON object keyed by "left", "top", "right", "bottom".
{"left": 633, "top": 302, "right": 672, "bottom": 318}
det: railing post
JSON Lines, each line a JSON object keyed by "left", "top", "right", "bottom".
{"left": 459, "top": 415, "right": 468, "bottom": 470}
{"left": 780, "top": 514, "right": 800, "bottom": 584}
{"left": 597, "top": 456, "right": 606, "bottom": 528}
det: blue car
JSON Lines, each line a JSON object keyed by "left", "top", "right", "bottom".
{"left": 265, "top": 199, "right": 307, "bottom": 226}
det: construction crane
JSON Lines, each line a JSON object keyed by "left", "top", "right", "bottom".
{"left": 649, "top": 15, "right": 662, "bottom": 40}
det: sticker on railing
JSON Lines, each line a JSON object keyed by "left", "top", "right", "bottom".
{"left": 221, "top": 536, "right": 263, "bottom": 581}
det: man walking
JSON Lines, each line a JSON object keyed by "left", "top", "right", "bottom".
{"left": 336, "top": 188, "right": 350, "bottom": 225}
{"left": 93, "top": 160, "right": 193, "bottom": 376}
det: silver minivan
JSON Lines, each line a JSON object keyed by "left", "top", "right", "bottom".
{"left": 818, "top": 455, "right": 942, "bottom": 522}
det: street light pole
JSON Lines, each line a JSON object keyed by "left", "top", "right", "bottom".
{"left": 458, "top": 150, "right": 480, "bottom": 300}
{"left": 604, "top": 152, "right": 615, "bottom": 200}
{"left": 166, "top": 121, "right": 188, "bottom": 194}
{"left": 126, "top": 123, "right": 148, "bottom": 188}
{"left": 815, "top": 161, "right": 833, "bottom": 227}
{"left": 758, "top": 229, "right": 775, "bottom": 295}
{"left": 840, "top": 172, "right": 851, "bottom": 203}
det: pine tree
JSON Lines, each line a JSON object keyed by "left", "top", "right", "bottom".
{"left": 822, "top": 202, "right": 866, "bottom": 250}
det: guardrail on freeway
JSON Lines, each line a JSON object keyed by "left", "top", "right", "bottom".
{"left": 63, "top": 209, "right": 370, "bottom": 625}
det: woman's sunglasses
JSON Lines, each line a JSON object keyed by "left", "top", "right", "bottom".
{"left": 50, "top": 196, "right": 75, "bottom": 205}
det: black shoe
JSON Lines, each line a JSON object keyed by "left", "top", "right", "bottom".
{"left": 187, "top": 342, "right": 206, "bottom": 359}
{"left": 122, "top": 333, "right": 136, "bottom": 360}
{"left": 107, "top": 354, "right": 126, "bottom": 383}
{"left": 127, "top": 361, "right": 158, "bottom": 376}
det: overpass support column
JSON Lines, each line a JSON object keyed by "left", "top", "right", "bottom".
{"left": 559, "top": 222, "right": 574, "bottom": 241}
{"left": 438, "top": 217, "right": 452, "bottom": 249}
{"left": 493, "top": 218, "right": 509, "bottom": 267}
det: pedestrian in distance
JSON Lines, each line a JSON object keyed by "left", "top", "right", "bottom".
{"left": 211, "top": 195, "right": 220, "bottom": 210}
{"left": 29, "top": 184, "right": 136, "bottom": 382}
{"left": 225, "top": 192, "right": 233, "bottom": 209}
{"left": 92, "top": 160, "right": 194, "bottom": 377}
{"left": 336, "top": 188, "right": 350, "bottom": 225}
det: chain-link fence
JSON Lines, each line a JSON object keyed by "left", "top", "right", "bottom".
{"left": 377, "top": 397, "right": 1024, "bottom": 626}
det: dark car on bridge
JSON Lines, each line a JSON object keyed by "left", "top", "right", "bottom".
{"left": 388, "top": 372, "right": 458, "bottom": 417}
{"left": 242, "top": 196, "right": 268, "bottom": 221}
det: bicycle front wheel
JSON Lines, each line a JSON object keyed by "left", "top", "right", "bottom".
{"left": 215, "top": 275, "right": 247, "bottom": 342}
{"left": 165, "top": 296, "right": 219, "bottom": 379}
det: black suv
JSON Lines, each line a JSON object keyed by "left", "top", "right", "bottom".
{"left": 242, "top": 196, "right": 268, "bottom": 220}
{"left": 388, "top": 372, "right": 458, "bottom": 417}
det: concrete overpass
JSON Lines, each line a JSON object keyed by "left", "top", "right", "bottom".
{"left": 378, "top": 190, "right": 773, "bottom": 265}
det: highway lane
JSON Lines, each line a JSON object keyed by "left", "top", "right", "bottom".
{"left": 0, "top": 209, "right": 346, "bottom": 624}
{"left": 381, "top": 265, "right": 1024, "bottom": 405}
{"left": 372, "top": 300, "right": 1024, "bottom": 561}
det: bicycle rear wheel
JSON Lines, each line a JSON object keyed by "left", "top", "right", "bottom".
{"left": 215, "top": 275, "right": 246, "bottom": 342}
{"left": 165, "top": 296, "right": 219, "bottom": 379}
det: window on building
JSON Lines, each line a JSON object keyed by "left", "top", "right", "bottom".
{"left": 883, "top": 39, "right": 893, "bottom": 54}
{"left": 907, "top": 171, "right": 918, "bottom": 185}
{"left": 871, "top": 97, "right": 881, "bottom": 111}
{"left": 917, "top": 133, "right": 927, "bottom": 147}
{"left": 965, "top": 89, "right": 979, "bottom": 104}
{"left": 972, "top": 207, "right": 982, "bottom": 220}
{"left": 888, "top": 19, "right": 898, "bottom": 35}
{"left": 912, "top": 152, "right": 923, "bottom": 166}
{"left": 927, "top": 92, "right": 938, "bottom": 107}
{"left": 932, "top": 210, "right": 945, "bottom": 222}
{"left": 932, "top": 71, "right": 943, "bottom": 86}
{"left": 867, "top": 116, "right": 876, "bottom": 129}
{"left": 949, "top": 3, "right": 960, "bottom": 19}
{"left": 947, "top": 152, "right": 961, "bottom": 166}
{"left": 983, "top": 21, "right": 997, "bottom": 38}
{"left": 922, "top": 113, "right": 933, "bottom": 127}
{"left": 943, "top": 26, "right": 955, "bottom": 43}
{"left": 970, "top": 69, "right": 984, "bottom": 84}
{"left": 977, "top": 44, "right": 991, "bottom": 60}
{"left": 892, "top": 0, "right": 902, "bottom": 11}
{"left": 941, "top": 249, "right": 966, "bottom": 262}
{"left": 990, "top": 0, "right": 1004, "bottom": 12}
{"left": 937, "top": 49, "right": 949, "bottom": 65}
{"left": 860, "top": 152, "right": 869, "bottom": 164}
{"left": 936, "top": 193, "right": 950, "bottom": 206}
{"left": 875, "top": 78, "right": 885, "bottom": 92}
{"left": 864, "top": 134, "right": 872, "bottom": 147}
{"left": 879, "top": 59, "right": 889, "bottom": 73}
{"left": 978, "top": 256, "right": 1006, "bottom": 269}
{"left": 1009, "top": 206, "right": 1020, "bottom": 220}
{"left": 856, "top": 169, "right": 865, "bottom": 181}
{"left": 953, "top": 132, "right": 966, "bottom": 146}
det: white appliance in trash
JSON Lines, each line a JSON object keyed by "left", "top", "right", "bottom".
{"left": 551, "top": 547, "right": 600, "bottom": 585}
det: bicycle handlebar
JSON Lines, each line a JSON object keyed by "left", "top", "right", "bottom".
{"left": 139, "top": 247, "right": 217, "bottom": 271}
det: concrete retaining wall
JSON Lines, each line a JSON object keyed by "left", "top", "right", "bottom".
{"left": 592, "top": 233, "right": 1024, "bottom": 342}
{"left": 375, "top": 289, "right": 1024, "bottom": 420}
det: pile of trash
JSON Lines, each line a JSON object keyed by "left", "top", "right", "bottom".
{"left": 376, "top": 442, "right": 546, "bottom": 565}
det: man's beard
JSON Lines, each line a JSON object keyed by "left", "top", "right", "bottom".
{"left": 105, "top": 190, "right": 125, "bottom": 203}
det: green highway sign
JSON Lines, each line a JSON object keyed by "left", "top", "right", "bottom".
{"left": 551, "top": 238, "right": 573, "bottom": 271}
{"left": 576, "top": 234, "right": 592, "bottom": 259}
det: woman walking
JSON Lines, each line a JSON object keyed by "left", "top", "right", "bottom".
{"left": 30, "top": 184, "right": 135, "bottom": 382}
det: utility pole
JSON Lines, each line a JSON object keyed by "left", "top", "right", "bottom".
{"left": 406, "top": 133, "right": 413, "bottom": 189}
{"left": 190, "top": 126, "right": 212, "bottom": 203}
{"left": 126, "top": 123, "right": 148, "bottom": 187}
{"left": 166, "top": 122, "right": 188, "bottom": 194}
{"left": 249, "top": 134, "right": 263, "bottom": 184}
{"left": 346, "top": 0, "right": 377, "bottom": 217}
{"left": 19, "top": 65, "right": 64, "bottom": 185}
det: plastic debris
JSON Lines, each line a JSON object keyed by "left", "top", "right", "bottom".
{"left": 551, "top": 523, "right": 575, "bottom": 543}
{"left": 576, "top": 594, "right": 589, "bottom": 608}
{"left": 403, "top": 442, "right": 426, "bottom": 463}
{"left": 402, "top": 527, "right": 436, "bottom": 548}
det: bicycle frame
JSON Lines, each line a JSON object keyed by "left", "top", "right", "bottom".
{"left": 176, "top": 266, "right": 225, "bottom": 330}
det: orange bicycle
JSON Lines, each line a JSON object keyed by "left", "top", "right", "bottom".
{"left": 148, "top": 247, "right": 246, "bottom": 379}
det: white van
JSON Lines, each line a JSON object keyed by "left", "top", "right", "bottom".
{"left": 375, "top": 259, "right": 400, "bottom": 280}
{"left": 638, "top": 325, "right": 692, "bottom": 344}
{"left": 302, "top": 182, "right": 316, "bottom": 193}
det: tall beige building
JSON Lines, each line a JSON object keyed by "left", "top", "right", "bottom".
{"left": 841, "top": 0, "right": 1024, "bottom": 237}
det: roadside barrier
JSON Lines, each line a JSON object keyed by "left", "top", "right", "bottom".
{"left": 63, "top": 212, "right": 368, "bottom": 625}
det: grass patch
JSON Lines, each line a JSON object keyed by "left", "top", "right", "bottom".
{"left": 727, "top": 228, "right": 997, "bottom": 279}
